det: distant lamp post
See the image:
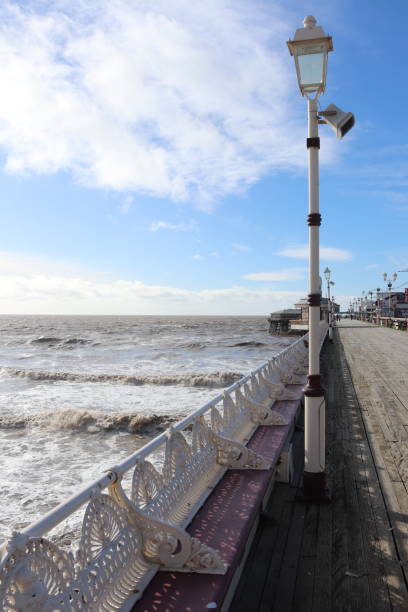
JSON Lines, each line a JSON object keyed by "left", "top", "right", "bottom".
{"left": 324, "top": 267, "right": 333, "bottom": 340}
{"left": 383, "top": 272, "right": 398, "bottom": 318}
{"left": 368, "top": 291, "right": 373, "bottom": 319}
{"left": 376, "top": 288, "right": 381, "bottom": 319}
{"left": 330, "top": 281, "right": 335, "bottom": 325}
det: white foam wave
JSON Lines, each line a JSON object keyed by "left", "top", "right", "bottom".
{"left": 29, "top": 336, "right": 92, "bottom": 347}
{"left": 0, "top": 408, "right": 177, "bottom": 434}
{"left": 0, "top": 367, "right": 243, "bottom": 388}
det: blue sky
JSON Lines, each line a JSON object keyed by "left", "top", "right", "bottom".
{"left": 0, "top": 0, "right": 407, "bottom": 315}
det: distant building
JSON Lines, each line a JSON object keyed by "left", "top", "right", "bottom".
{"left": 289, "top": 297, "right": 339, "bottom": 332}
{"left": 267, "top": 309, "right": 301, "bottom": 334}
{"left": 381, "top": 292, "right": 408, "bottom": 317}
{"left": 268, "top": 296, "right": 339, "bottom": 334}
{"left": 358, "top": 291, "right": 408, "bottom": 318}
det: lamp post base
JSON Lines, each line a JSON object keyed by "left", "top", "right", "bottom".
{"left": 297, "top": 470, "right": 331, "bottom": 503}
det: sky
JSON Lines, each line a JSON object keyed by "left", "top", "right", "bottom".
{"left": 0, "top": 0, "right": 407, "bottom": 315}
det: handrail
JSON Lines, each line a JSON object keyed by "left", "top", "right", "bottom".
{"left": 0, "top": 322, "right": 328, "bottom": 611}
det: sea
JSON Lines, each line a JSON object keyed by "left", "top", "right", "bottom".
{"left": 0, "top": 314, "right": 294, "bottom": 546}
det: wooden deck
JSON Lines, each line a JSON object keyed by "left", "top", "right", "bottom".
{"left": 231, "top": 320, "right": 408, "bottom": 611}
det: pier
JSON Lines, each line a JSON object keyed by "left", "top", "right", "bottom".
{"left": 3, "top": 319, "right": 408, "bottom": 610}
{"left": 232, "top": 319, "right": 408, "bottom": 611}
{"left": 0, "top": 328, "right": 322, "bottom": 611}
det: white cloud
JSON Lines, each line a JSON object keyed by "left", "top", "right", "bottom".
{"left": 242, "top": 268, "right": 305, "bottom": 281}
{"left": 278, "top": 245, "right": 352, "bottom": 262}
{"left": 0, "top": 1, "right": 339, "bottom": 208}
{"left": 366, "top": 264, "right": 379, "bottom": 270}
{"left": 232, "top": 243, "right": 251, "bottom": 252}
{"left": 150, "top": 220, "right": 196, "bottom": 232}
{"left": 0, "top": 251, "right": 95, "bottom": 278}
{"left": 190, "top": 254, "right": 203, "bottom": 261}
{"left": 0, "top": 251, "right": 304, "bottom": 315}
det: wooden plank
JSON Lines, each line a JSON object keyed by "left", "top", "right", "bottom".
{"left": 313, "top": 503, "right": 332, "bottom": 612}
{"left": 257, "top": 490, "right": 298, "bottom": 612}
{"left": 220, "top": 322, "right": 408, "bottom": 612}
{"left": 231, "top": 482, "right": 289, "bottom": 611}
{"left": 337, "top": 343, "right": 391, "bottom": 609}
{"left": 326, "top": 337, "right": 351, "bottom": 612}
{"left": 291, "top": 503, "right": 319, "bottom": 612}
{"left": 337, "top": 321, "right": 408, "bottom": 607}
{"left": 349, "top": 412, "right": 392, "bottom": 609}
{"left": 264, "top": 499, "right": 306, "bottom": 612}
{"left": 330, "top": 327, "right": 408, "bottom": 611}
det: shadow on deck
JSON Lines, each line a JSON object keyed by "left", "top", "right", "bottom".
{"left": 230, "top": 333, "right": 408, "bottom": 611}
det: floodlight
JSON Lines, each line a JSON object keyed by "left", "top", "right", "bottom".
{"left": 320, "top": 104, "right": 355, "bottom": 139}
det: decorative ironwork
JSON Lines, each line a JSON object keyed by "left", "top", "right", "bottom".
{"left": 0, "top": 533, "right": 75, "bottom": 611}
{"left": 0, "top": 495, "right": 151, "bottom": 611}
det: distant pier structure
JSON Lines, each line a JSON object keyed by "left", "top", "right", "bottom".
{"left": 269, "top": 297, "right": 340, "bottom": 334}
{"left": 267, "top": 309, "right": 301, "bottom": 334}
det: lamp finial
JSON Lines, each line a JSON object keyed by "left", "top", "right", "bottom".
{"left": 303, "top": 16, "right": 317, "bottom": 29}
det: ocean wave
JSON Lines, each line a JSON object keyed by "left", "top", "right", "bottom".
{"left": 29, "top": 336, "right": 92, "bottom": 347}
{"left": 231, "top": 341, "right": 266, "bottom": 348}
{"left": 182, "top": 342, "right": 206, "bottom": 350}
{"left": 0, "top": 367, "right": 243, "bottom": 388}
{"left": 30, "top": 336, "right": 62, "bottom": 344}
{"left": 180, "top": 324, "right": 201, "bottom": 329}
{"left": 0, "top": 408, "right": 177, "bottom": 434}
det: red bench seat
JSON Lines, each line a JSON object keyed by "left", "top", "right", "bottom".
{"left": 132, "top": 386, "right": 303, "bottom": 612}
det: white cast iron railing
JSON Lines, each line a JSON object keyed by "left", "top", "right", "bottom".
{"left": 0, "top": 322, "right": 328, "bottom": 611}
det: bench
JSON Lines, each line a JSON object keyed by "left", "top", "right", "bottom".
{"left": 132, "top": 384, "right": 304, "bottom": 612}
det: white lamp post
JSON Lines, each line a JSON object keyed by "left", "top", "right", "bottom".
{"left": 383, "top": 272, "right": 398, "bottom": 318}
{"left": 330, "top": 281, "right": 335, "bottom": 323}
{"left": 324, "top": 267, "right": 333, "bottom": 340}
{"left": 376, "top": 288, "right": 381, "bottom": 320}
{"left": 287, "top": 16, "right": 333, "bottom": 500}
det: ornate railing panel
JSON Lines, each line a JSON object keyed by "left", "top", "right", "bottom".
{"left": 0, "top": 322, "right": 327, "bottom": 611}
